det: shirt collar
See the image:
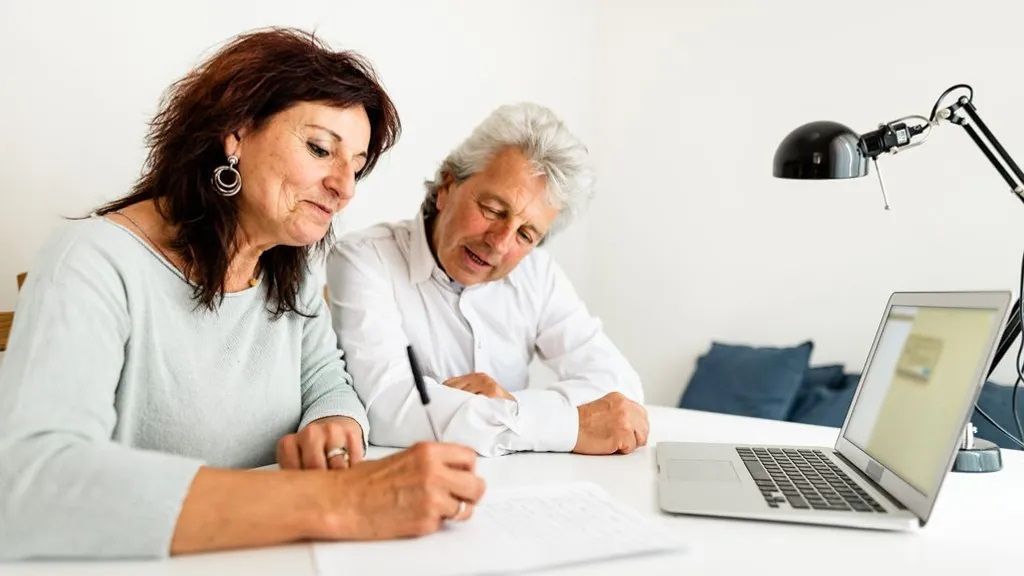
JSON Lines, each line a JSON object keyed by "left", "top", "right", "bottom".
{"left": 407, "top": 211, "right": 522, "bottom": 292}
{"left": 408, "top": 212, "right": 437, "bottom": 286}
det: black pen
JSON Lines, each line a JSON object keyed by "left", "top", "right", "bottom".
{"left": 407, "top": 345, "right": 442, "bottom": 441}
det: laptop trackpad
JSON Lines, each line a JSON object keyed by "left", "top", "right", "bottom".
{"left": 667, "top": 459, "right": 739, "bottom": 482}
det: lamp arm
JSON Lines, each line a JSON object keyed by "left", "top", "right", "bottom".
{"left": 937, "top": 96, "right": 1024, "bottom": 378}
{"left": 941, "top": 97, "right": 1024, "bottom": 205}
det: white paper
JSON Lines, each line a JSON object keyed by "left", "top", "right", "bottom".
{"left": 313, "top": 482, "right": 684, "bottom": 576}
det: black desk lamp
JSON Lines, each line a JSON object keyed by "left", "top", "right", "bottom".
{"left": 773, "top": 84, "right": 1024, "bottom": 472}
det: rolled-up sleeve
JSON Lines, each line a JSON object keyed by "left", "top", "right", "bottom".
{"left": 0, "top": 234, "right": 202, "bottom": 559}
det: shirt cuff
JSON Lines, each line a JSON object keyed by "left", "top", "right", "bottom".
{"left": 509, "top": 389, "right": 579, "bottom": 452}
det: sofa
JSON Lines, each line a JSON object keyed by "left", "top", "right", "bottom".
{"left": 677, "top": 341, "right": 1022, "bottom": 450}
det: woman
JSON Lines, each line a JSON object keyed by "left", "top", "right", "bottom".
{"left": 0, "top": 28, "right": 484, "bottom": 559}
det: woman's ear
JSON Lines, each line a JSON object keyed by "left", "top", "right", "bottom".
{"left": 223, "top": 128, "right": 247, "bottom": 158}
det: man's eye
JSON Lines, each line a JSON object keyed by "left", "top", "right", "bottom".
{"left": 480, "top": 205, "right": 502, "bottom": 218}
{"left": 306, "top": 141, "right": 330, "bottom": 158}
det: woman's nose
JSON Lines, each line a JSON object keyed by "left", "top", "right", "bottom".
{"left": 325, "top": 160, "right": 356, "bottom": 200}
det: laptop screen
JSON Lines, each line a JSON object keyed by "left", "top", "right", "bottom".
{"left": 843, "top": 304, "right": 1002, "bottom": 498}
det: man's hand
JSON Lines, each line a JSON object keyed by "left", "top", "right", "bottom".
{"left": 444, "top": 372, "right": 515, "bottom": 401}
{"left": 276, "top": 416, "right": 365, "bottom": 470}
{"left": 573, "top": 392, "right": 649, "bottom": 455}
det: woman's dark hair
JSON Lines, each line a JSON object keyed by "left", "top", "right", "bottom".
{"left": 96, "top": 28, "right": 401, "bottom": 316}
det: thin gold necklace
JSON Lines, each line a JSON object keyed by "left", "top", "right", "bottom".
{"left": 113, "top": 211, "right": 259, "bottom": 288}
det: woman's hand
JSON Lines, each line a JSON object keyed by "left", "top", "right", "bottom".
{"left": 171, "top": 442, "right": 484, "bottom": 554}
{"left": 316, "top": 442, "right": 486, "bottom": 540}
{"left": 277, "top": 416, "right": 365, "bottom": 470}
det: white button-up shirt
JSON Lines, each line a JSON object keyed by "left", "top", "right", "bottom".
{"left": 326, "top": 214, "right": 643, "bottom": 456}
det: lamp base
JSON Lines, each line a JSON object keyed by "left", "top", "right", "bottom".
{"left": 952, "top": 438, "right": 1002, "bottom": 473}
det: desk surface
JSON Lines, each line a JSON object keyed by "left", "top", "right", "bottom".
{"left": 8, "top": 406, "right": 1024, "bottom": 575}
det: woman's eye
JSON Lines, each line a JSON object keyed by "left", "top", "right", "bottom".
{"left": 518, "top": 230, "right": 534, "bottom": 244}
{"left": 306, "top": 141, "right": 330, "bottom": 158}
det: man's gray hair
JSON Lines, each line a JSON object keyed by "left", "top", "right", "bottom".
{"left": 422, "top": 102, "right": 594, "bottom": 238}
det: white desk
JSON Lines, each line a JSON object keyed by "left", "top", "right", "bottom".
{"left": 7, "top": 405, "right": 1024, "bottom": 575}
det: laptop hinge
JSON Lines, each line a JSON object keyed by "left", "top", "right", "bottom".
{"left": 865, "top": 459, "right": 884, "bottom": 482}
{"left": 832, "top": 450, "right": 908, "bottom": 510}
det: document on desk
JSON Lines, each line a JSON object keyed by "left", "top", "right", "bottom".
{"left": 313, "top": 482, "right": 684, "bottom": 576}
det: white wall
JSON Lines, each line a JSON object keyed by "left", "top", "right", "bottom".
{"left": 591, "top": 0, "right": 1024, "bottom": 405}
{"left": 0, "top": 0, "right": 598, "bottom": 308}
{"left": 3, "top": 1, "right": 1023, "bottom": 407}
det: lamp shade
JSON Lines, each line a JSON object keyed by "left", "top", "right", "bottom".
{"left": 773, "top": 121, "right": 868, "bottom": 179}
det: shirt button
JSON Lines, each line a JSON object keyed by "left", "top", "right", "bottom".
{"left": 477, "top": 341, "right": 483, "bottom": 350}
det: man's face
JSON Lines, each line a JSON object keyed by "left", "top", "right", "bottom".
{"left": 431, "top": 147, "right": 560, "bottom": 285}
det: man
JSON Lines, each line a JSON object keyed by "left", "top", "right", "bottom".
{"left": 327, "top": 103, "right": 647, "bottom": 457}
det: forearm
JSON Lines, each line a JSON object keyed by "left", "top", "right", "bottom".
{"left": 171, "top": 467, "right": 332, "bottom": 555}
{"left": 373, "top": 387, "right": 577, "bottom": 456}
{"left": 0, "top": 437, "right": 202, "bottom": 559}
{"left": 545, "top": 369, "right": 644, "bottom": 408}
{"left": 364, "top": 377, "right": 448, "bottom": 449}
{"left": 299, "top": 288, "right": 370, "bottom": 442}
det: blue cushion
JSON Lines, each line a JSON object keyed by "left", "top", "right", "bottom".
{"left": 788, "top": 377, "right": 1024, "bottom": 446}
{"left": 679, "top": 341, "right": 813, "bottom": 420}
{"left": 973, "top": 381, "right": 1023, "bottom": 451}
{"left": 788, "top": 364, "right": 846, "bottom": 422}
{"left": 788, "top": 374, "right": 859, "bottom": 427}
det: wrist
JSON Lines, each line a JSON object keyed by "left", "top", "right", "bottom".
{"left": 508, "top": 389, "right": 579, "bottom": 452}
{"left": 296, "top": 471, "right": 358, "bottom": 541}
{"left": 573, "top": 405, "right": 587, "bottom": 452}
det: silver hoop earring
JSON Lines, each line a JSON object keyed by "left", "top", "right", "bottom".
{"left": 212, "top": 155, "right": 242, "bottom": 197}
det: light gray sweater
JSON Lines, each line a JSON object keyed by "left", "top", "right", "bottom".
{"left": 0, "top": 217, "right": 369, "bottom": 559}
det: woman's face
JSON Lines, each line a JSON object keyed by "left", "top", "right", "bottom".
{"left": 228, "top": 102, "right": 372, "bottom": 248}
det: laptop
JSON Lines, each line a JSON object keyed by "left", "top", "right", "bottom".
{"left": 657, "top": 291, "right": 1010, "bottom": 530}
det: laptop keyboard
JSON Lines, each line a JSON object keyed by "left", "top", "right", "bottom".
{"left": 736, "top": 447, "right": 886, "bottom": 513}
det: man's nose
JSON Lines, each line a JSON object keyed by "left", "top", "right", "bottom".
{"left": 485, "top": 222, "right": 516, "bottom": 254}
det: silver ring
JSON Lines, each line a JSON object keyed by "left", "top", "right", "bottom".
{"left": 325, "top": 446, "right": 349, "bottom": 461}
